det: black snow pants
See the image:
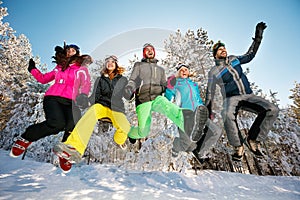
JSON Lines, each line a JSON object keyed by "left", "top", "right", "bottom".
{"left": 21, "top": 96, "right": 81, "bottom": 142}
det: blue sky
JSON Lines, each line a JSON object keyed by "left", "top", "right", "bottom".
{"left": 2, "top": 0, "right": 300, "bottom": 107}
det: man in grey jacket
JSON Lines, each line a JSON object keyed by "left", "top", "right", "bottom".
{"left": 124, "top": 43, "right": 202, "bottom": 144}
{"left": 206, "top": 22, "right": 279, "bottom": 161}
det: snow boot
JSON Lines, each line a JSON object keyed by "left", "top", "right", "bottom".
{"left": 128, "top": 137, "right": 137, "bottom": 144}
{"left": 118, "top": 143, "right": 127, "bottom": 150}
{"left": 59, "top": 157, "right": 72, "bottom": 173}
{"left": 190, "top": 106, "right": 208, "bottom": 142}
{"left": 171, "top": 149, "right": 179, "bottom": 158}
{"left": 232, "top": 145, "right": 244, "bottom": 162}
{"left": 53, "top": 142, "right": 81, "bottom": 163}
{"left": 192, "top": 150, "right": 210, "bottom": 164}
{"left": 247, "top": 138, "right": 264, "bottom": 158}
{"left": 10, "top": 136, "right": 32, "bottom": 158}
{"left": 113, "top": 131, "right": 128, "bottom": 146}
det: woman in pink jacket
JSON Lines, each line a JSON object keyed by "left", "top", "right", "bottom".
{"left": 10, "top": 44, "right": 92, "bottom": 159}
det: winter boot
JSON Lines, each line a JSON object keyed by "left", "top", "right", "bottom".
{"left": 10, "top": 136, "right": 32, "bottom": 158}
{"left": 186, "top": 142, "right": 197, "bottom": 152}
{"left": 171, "top": 149, "right": 179, "bottom": 158}
{"left": 232, "top": 145, "right": 244, "bottom": 162}
{"left": 247, "top": 138, "right": 264, "bottom": 158}
{"left": 192, "top": 150, "right": 206, "bottom": 164}
{"left": 59, "top": 157, "right": 72, "bottom": 173}
{"left": 190, "top": 106, "right": 208, "bottom": 142}
{"left": 128, "top": 137, "right": 137, "bottom": 144}
{"left": 118, "top": 143, "right": 127, "bottom": 150}
{"left": 113, "top": 131, "right": 128, "bottom": 146}
{"left": 53, "top": 142, "right": 81, "bottom": 163}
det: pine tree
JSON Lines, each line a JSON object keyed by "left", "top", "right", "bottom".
{"left": 0, "top": 3, "right": 49, "bottom": 155}
{"left": 0, "top": 3, "right": 32, "bottom": 131}
{"left": 289, "top": 81, "right": 300, "bottom": 125}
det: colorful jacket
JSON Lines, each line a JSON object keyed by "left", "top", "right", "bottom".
{"left": 89, "top": 74, "right": 128, "bottom": 113}
{"left": 165, "top": 77, "right": 204, "bottom": 111}
{"left": 127, "top": 58, "right": 166, "bottom": 106}
{"left": 31, "top": 63, "right": 91, "bottom": 101}
{"left": 205, "top": 38, "right": 262, "bottom": 110}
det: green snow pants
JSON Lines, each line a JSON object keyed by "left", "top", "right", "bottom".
{"left": 128, "top": 96, "right": 184, "bottom": 139}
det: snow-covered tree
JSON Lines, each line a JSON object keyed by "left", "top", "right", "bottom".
{"left": 289, "top": 81, "right": 300, "bottom": 125}
{"left": 0, "top": 3, "right": 48, "bottom": 154}
{"left": 0, "top": 5, "right": 299, "bottom": 176}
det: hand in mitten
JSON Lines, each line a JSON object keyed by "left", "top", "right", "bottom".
{"left": 54, "top": 46, "right": 64, "bottom": 53}
{"left": 167, "top": 75, "right": 177, "bottom": 89}
{"left": 28, "top": 58, "right": 37, "bottom": 73}
{"left": 76, "top": 94, "right": 89, "bottom": 109}
{"left": 209, "top": 112, "right": 215, "bottom": 120}
{"left": 124, "top": 85, "right": 134, "bottom": 100}
{"left": 255, "top": 22, "right": 267, "bottom": 40}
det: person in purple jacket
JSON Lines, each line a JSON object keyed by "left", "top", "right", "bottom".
{"left": 10, "top": 44, "right": 92, "bottom": 159}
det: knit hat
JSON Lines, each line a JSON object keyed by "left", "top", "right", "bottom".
{"left": 176, "top": 63, "right": 189, "bottom": 71}
{"left": 212, "top": 41, "right": 225, "bottom": 58}
{"left": 66, "top": 44, "right": 80, "bottom": 55}
{"left": 143, "top": 43, "right": 155, "bottom": 58}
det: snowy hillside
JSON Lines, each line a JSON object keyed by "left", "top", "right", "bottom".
{"left": 0, "top": 149, "right": 299, "bottom": 200}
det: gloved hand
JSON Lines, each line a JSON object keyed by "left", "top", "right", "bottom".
{"left": 124, "top": 85, "right": 134, "bottom": 100}
{"left": 28, "top": 58, "right": 37, "bottom": 73}
{"left": 167, "top": 75, "right": 177, "bottom": 89}
{"left": 255, "top": 22, "right": 267, "bottom": 40}
{"left": 209, "top": 112, "right": 215, "bottom": 120}
{"left": 76, "top": 93, "right": 89, "bottom": 109}
{"left": 54, "top": 46, "right": 64, "bottom": 53}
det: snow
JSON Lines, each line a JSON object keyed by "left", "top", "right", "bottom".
{"left": 0, "top": 149, "right": 299, "bottom": 200}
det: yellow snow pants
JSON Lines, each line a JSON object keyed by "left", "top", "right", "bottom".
{"left": 64, "top": 103, "right": 130, "bottom": 155}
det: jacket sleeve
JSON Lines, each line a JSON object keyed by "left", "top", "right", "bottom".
{"left": 160, "top": 67, "right": 167, "bottom": 91}
{"left": 165, "top": 87, "right": 175, "bottom": 101}
{"left": 195, "top": 84, "right": 204, "bottom": 105}
{"left": 89, "top": 77, "right": 101, "bottom": 104}
{"left": 30, "top": 66, "right": 58, "bottom": 84}
{"left": 77, "top": 67, "right": 91, "bottom": 95}
{"left": 165, "top": 75, "right": 177, "bottom": 101}
{"left": 237, "top": 37, "right": 261, "bottom": 64}
{"left": 127, "top": 62, "right": 140, "bottom": 90}
{"left": 205, "top": 69, "right": 216, "bottom": 113}
{"left": 115, "top": 76, "right": 129, "bottom": 98}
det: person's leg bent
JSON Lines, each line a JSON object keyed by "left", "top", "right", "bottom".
{"left": 62, "top": 104, "right": 81, "bottom": 142}
{"left": 222, "top": 95, "right": 245, "bottom": 147}
{"left": 244, "top": 94, "right": 279, "bottom": 142}
{"left": 111, "top": 111, "right": 131, "bottom": 145}
{"left": 128, "top": 102, "right": 153, "bottom": 139}
{"left": 21, "top": 98, "right": 66, "bottom": 142}
{"left": 152, "top": 96, "right": 184, "bottom": 132}
{"left": 196, "top": 119, "right": 222, "bottom": 156}
{"left": 64, "top": 104, "right": 109, "bottom": 155}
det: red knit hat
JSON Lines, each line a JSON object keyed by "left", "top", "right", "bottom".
{"left": 143, "top": 43, "right": 155, "bottom": 58}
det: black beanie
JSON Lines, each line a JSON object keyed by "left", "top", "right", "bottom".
{"left": 212, "top": 41, "right": 225, "bottom": 58}
{"left": 176, "top": 63, "right": 189, "bottom": 71}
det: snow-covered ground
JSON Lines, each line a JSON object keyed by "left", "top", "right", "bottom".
{"left": 0, "top": 149, "right": 299, "bottom": 200}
